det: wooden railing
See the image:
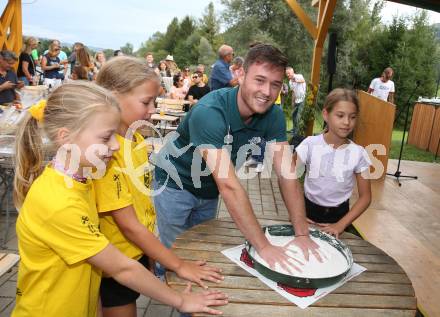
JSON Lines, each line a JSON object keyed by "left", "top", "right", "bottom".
{"left": 0, "top": 0, "right": 22, "bottom": 56}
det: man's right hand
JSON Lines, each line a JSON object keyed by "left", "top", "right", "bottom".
{"left": 258, "top": 243, "right": 303, "bottom": 274}
{"left": 1, "top": 81, "right": 16, "bottom": 90}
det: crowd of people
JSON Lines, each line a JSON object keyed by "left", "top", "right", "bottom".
{"left": 3, "top": 38, "right": 386, "bottom": 317}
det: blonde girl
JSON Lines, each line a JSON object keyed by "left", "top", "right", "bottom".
{"left": 12, "top": 81, "right": 227, "bottom": 317}
{"left": 94, "top": 56, "right": 224, "bottom": 317}
{"left": 17, "top": 37, "right": 38, "bottom": 85}
{"left": 295, "top": 88, "right": 372, "bottom": 238}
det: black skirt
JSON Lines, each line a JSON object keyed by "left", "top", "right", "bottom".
{"left": 305, "top": 196, "right": 349, "bottom": 224}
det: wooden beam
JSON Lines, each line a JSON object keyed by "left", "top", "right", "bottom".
{"left": 285, "top": 0, "right": 317, "bottom": 39}
{"left": 310, "top": 0, "right": 337, "bottom": 86}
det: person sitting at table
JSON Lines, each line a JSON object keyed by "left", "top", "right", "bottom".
{"left": 182, "top": 66, "right": 192, "bottom": 89}
{"left": 295, "top": 88, "right": 372, "bottom": 238}
{"left": 0, "top": 50, "right": 24, "bottom": 104}
{"left": 170, "top": 73, "right": 188, "bottom": 100}
{"left": 158, "top": 60, "right": 172, "bottom": 96}
{"left": 185, "top": 71, "right": 210, "bottom": 105}
{"left": 41, "top": 43, "right": 65, "bottom": 81}
{"left": 17, "top": 37, "right": 39, "bottom": 86}
{"left": 196, "top": 64, "right": 209, "bottom": 85}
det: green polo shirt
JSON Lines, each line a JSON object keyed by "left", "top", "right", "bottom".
{"left": 153, "top": 87, "right": 287, "bottom": 199}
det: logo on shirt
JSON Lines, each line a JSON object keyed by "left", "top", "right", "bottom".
{"left": 81, "top": 216, "right": 101, "bottom": 238}
{"left": 113, "top": 174, "right": 122, "bottom": 199}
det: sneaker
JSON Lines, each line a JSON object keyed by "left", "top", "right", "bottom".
{"left": 244, "top": 157, "right": 259, "bottom": 167}
{"left": 255, "top": 163, "right": 264, "bottom": 173}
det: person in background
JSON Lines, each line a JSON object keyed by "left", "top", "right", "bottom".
{"left": 196, "top": 64, "right": 209, "bottom": 85}
{"left": 114, "top": 50, "right": 124, "bottom": 57}
{"left": 367, "top": 67, "right": 395, "bottom": 104}
{"left": 68, "top": 42, "right": 85, "bottom": 73}
{"left": 94, "top": 51, "right": 107, "bottom": 73}
{"left": 31, "top": 47, "right": 40, "bottom": 67}
{"left": 158, "top": 60, "right": 172, "bottom": 96}
{"left": 185, "top": 70, "right": 210, "bottom": 105}
{"left": 42, "top": 43, "right": 65, "bottom": 81}
{"left": 165, "top": 55, "right": 179, "bottom": 76}
{"left": 44, "top": 39, "right": 68, "bottom": 78}
{"left": 295, "top": 88, "right": 372, "bottom": 238}
{"left": 230, "top": 56, "right": 244, "bottom": 80}
{"left": 145, "top": 52, "right": 157, "bottom": 71}
{"left": 182, "top": 66, "right": 191, "bottom": 89}
{"left": 0, "top": 50, "right": 23, "bottom": 104}
{"left": 76, "top": 47, "right": 95, "bottom": 81}
{"left": 18, "top": 37, "right": 38, "bottom": 86}
{"left": 70, "top": 65, "right": 89, "bottom": 80}
{"left": 209, "top": 45, "right": 238, "bottom": 91}
{"left": 285, "top": 66, "right": 306, "bottom": 136}
{"left": 170, "top": 73, "right": 188, "bottom": 100}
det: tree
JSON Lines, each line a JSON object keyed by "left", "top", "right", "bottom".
{"left": 162, "top": 17, "right": 180, "bottom": 53}
{"left": 175, "top": 33, "right": 202, "bottom": 67}
{"left": 200, "top": 2, "right": 221, "bottom": 48}
{"left": 198, "top": 37, "right": 216, "bottom": 74}
{"left": 179, "top": 16, "right": 196, "bottom": 40}
{"left": 120, "top": 42, "right": 134, "bottom": 56}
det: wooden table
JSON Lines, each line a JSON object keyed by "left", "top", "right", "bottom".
{"left": 166, "top": 218, "right": 417, "bottom": 317}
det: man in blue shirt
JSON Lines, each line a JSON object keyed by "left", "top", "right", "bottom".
{"left": 0, "top": 51, "right": 23, "bottom": 104}
{"left": 209, "top": 44, "right": 238, "bottom": 91}
{"left": 153, "top": 44, "right": 321, "bottom": 278}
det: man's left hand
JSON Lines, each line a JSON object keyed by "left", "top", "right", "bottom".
{"left": 286, "top": 235, "right": 323, "bottom": 262}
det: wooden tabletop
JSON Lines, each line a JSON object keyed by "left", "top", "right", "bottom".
{"left": 150, "top": 113, "right": 179, "bottom": 122}
{"left": 166, "top": 218, "right": 417, "bottom": 317}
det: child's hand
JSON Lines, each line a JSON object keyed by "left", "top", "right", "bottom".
{"left": 176, "top": 260, "right": 224, "bottom": 289}
{"left": 317, "top": 222, "right": 345, "bottom": 238}
{"left": 179, "top": 282, "right": 228, "bottom": 315}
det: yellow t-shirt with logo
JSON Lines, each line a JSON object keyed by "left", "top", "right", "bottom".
{"left": 12, "top": 166, "right": 109, "bottom": 317}
{"left": 94, "top": 132, "right": 155, "bottom": 260}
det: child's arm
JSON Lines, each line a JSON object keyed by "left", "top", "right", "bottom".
{"left": 87, "top": 243, "right": 227, "bottom": 315}
{"left": 320, "top": 173, "right": 371, "bottom": 238}
{"left": 111, "top": 206, "right": 223, "bottom": 288}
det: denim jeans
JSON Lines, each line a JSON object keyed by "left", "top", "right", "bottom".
{"left": 153, "top": 180, "right": 218, "bottom": 277}
{"left": 291, "top": 101, "right": 305, "bottom": 136}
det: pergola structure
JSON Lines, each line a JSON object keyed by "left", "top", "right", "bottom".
{"left": 0, "top": 0, "right": 438, "bottom": 131}
{"left": 284, "top": 0, "right": 439, "bottom": 133}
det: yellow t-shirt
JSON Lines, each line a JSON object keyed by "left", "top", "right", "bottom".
{"left": 13, "top": 166, "right": 109, "bottom": 317}
{"left": 94, "top": 132, "right": 155, "bottom": 260}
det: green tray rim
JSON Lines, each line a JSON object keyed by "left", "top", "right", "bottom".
{"left": 246, "top": 225, "right": 353, "bottom": 289}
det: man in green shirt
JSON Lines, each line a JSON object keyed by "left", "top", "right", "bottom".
{"left": 153, "top": 44, "right": 320, "bottom": 277}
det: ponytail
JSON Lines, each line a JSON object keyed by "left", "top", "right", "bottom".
{"left": 14, "top": 114, "right": 44, "bottom": 208}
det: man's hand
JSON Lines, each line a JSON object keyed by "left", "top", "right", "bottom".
{"left": 285, "top": 235, "right": 323, "bottom": 262}
{"left": 16, "top": 81, "right": 25, "bottom": 89}
{"left": 1, "top": 81, "right": 16, "bottom": 90}
{"left": 176, "top": 260, "right": 224, "bottom": 289}
{"left": 316, "top": 222, "right": 345, "bottom": 239}
{"left": 258, "top": 243, "right": 303, "bottom": 274}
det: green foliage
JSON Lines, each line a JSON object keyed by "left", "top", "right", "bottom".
{"left": 120, "top": 42, "right": 134, "bottom": 56}
{"left": 199, "top": 2, "right": 222, "bottom": 49}
{"left": 198, "top": 37, "right": 216, "bottom": 72}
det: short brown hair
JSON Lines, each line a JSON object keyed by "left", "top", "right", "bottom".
{"left": 243, "top": 44, "right": 288, "bottom": 72}
{"left": 323, "top": 88, "right": 359, "bottom": 113}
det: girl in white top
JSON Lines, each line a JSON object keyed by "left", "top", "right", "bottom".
{"left": 295, "top": 88, "right": 372, "bottom": 238}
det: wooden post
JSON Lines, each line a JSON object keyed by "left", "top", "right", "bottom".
{"left": 0, "top": 0, "right": 22, "bottom": 56}
{"left": 285, "top": 0, "right": 336, "bottom": 135}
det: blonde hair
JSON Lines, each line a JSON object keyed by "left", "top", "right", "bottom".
{"left": 14, "top": 81, "right": 120, "bottom": 208}
{"left": 22, "top": 37, "right": 38, "bottom": 53}
{"left": 96, "top": 56, "right": 159, "bottom": 94}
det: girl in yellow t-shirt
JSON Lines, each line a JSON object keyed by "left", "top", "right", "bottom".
{"left": 94, "top": 56, "right": 224, "bottom": 317}
{"left": 12, "top": 82, "right": 227, "bottom": 317}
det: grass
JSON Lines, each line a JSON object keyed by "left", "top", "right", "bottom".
{"left": 389, "top": 130, "right": 440, "bottom": 163}
{"left": 286, "top": 113, "right": 440, "bottom": 163}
